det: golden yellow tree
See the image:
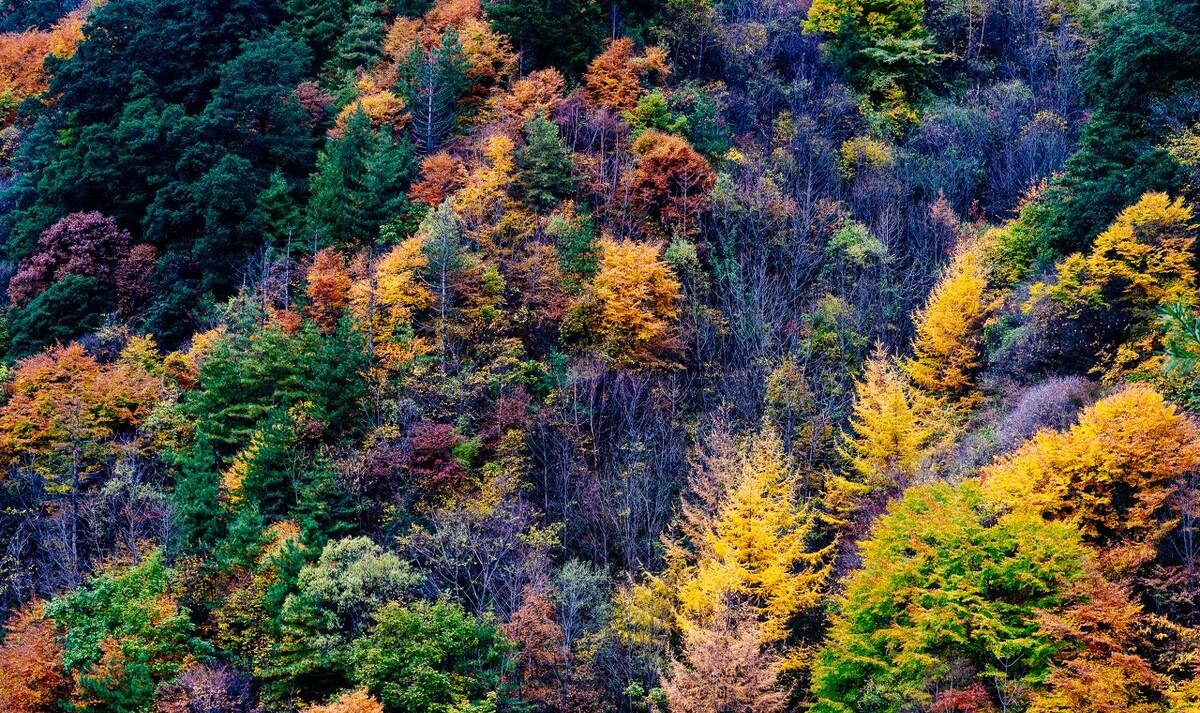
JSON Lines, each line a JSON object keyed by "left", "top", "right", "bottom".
{"left": 1033, "top": 192, "right": 1197, "bottom": 379}
{"left": 590, "top": 237, "right": 682, "bottom": 367}
{"left": 983, "top": 386, "right": 1200, "bottom": 568}
{"left": 904, "top": 243, "right": 990, "bottom": 403}
{"left": 349, "top": 237, "right": 434, "bottom": 368}
{"left": 839, "top": 346, "right": 933, "bottom": 492}
{"left": 658, "top": 427, "right": 832, "bottom": 671}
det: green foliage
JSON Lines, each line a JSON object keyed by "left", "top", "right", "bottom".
{"left": 546, "top": 207, "right": 597, "bottom": 286}
{"left": 262, "top": 537, "right": 422, "bottom": 703}
{"left": 185, "top": 322, "right": 367, "bottom": 455}
{"left": 624, "top": 90, "right": 689, "bottom": 137}
{"left": 3, "top": 19, "right": 314, "bottom": 345}
{"left": 484, "top": 0, "right": 604, "bottom": 77}
{"left": 810, "top": 481, "right": 1086, "bottom": 712}
{"left": 983, "top": 198, "right": 1053, "bottom": 286}
{"left": 330, "top": 1, "right": 387, "bottom": 78}
{"left": 172, "top": 321, "right": 367, "bottom": 552}
{"left": 804, "top": 0, "right": 942, "bottom": 131}
{"left": 352, "top": 599, "right": 514, "bottom": 713}
{"left": 285, "top": 0, "right": 356, "bottom": 68}
{"left": 45, "top": 551, "right": 210, "bottom": 713}
{"left": 672, "top": 84, "right": 730, "bottom": 159}
{"left": 1036, "top": 0, "right": 1200, "bottom": 254}
{"left": 6, "top": 274, "right": 112, "bottom": 359}
{"left": 515, "top": 113, "right": 577, "bottom": 212}
{"left": 826, "top": 219, "right": 887, "bottom": 268}
{"left": 399, "top": 31, "right": 471, "bottom": 155}
{"left": 308, "top": 108, "right": 418, "bottom": 249}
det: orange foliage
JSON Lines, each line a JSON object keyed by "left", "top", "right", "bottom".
{"left": 583, "top": 39, "right": 642, "bottom": 113}
{"left": 582, "top": 39, "right": 671, "bottom": 114}
{"left": 423, "top": 0, "right": 483, "bottom": 37}
{"left": 626, "top": 131, "right": 715, "bottom": 237}
{"left": 306, "top": 249, "right": 353, "bottom": 332}
{"left": 504, "top": 587, "right": 568, "bottom": 710}
{"left": 0, "top": 8, "right": 86, "bottom": 124}
{"left": 457, "top": 18, "right": 518, "bottom": 98}
{"left": 0, "top": 602, "right": 69, "bottom": 713}
{"left": 493, "top": 68, "right": 565, "bottom": 127}
{"left": 410, "top": 152, "right": 467, "bottom": 207}
{"left": 305, "top": 689, "right": 385, "bottom": 713}
{"left": 663, "top": 607, "right": 787, "bottom": 713}
{"left": 591, "top": 237, "right": 682, "bottom": 366}
{"left": 1029, "top": 568, "right": 1162, "bottom": 713}
{"left": 0, "top": 342, "right": 163, "bottom": 470}
{"left": 330, "top": 92, "right": 409, "bottom": 139}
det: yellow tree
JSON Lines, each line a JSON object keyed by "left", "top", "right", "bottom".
{"left": 1033, "top": 192, "right": 1196, "bottom": 379}
{"left": 904, "top": 243, "right": 990, "bottom": 404}
{"left": 838, "top": 346, "right": 933, "bottom": 492}
{"left": 349, "top": 237, "right": 434, "bottom": 368}
{"left": 983, "top": 386, "right": 1200, "bottom": 568}
{"left": 590, "top": 237, "right": 682, "bottom": 368}
{"left": 660, "top": 427, "right": 831, "bottom": 670}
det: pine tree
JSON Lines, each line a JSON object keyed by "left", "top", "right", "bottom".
{"left": 400, "top": 31, "right": 470, "bottom": 155}
{"left": 516, "top": 113, "right": 576, "bottom": 212}
{"left": 329, "top": 1, "right": 386, "bottom": 77}
{"left": 484, "top": 0, "right": 603, "bottom": 77}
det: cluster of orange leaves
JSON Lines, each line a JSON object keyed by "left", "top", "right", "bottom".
{"left": 0, "top": 5, "right": 90, "bottom": 125}
{"left": 0, "top": 340, "right": 163, "bottom": 470}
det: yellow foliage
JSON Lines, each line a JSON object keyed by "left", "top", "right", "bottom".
{"left": 1042, "top": 193, "right": 1195, "bottom": 312}
{"left": 982, "top": 386, "right": 1200, "bottom": 562}
{"left": 904, "top": 243, "right": 990, "bottom": 402}
{"left": 591, "top": 237, "right": 682, "bottom": 367}
{"left": 304, "top": 689, "right": 384, "bottom": 713}
{"left": 454, "top": 134, "right": 516, "bottom": 237}
{"left": 1032, "top": 192, "right": 1196, "bottom": 379}
{"left": 349, "top": 237, "right": 434, "bottom": 368}
{"left": 839, "top": 348, "right": 933, "bottom": 491}
{"left": 838, "top": 135, "right": 895, "bottom": 178}
{"left": 658, "top": 428, "right": 831, "bottom": 666}
{"left": 329, "top": 92, "right": 409, "bottom": 138}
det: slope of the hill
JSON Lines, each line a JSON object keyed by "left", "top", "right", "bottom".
{"left": 0, "top": 0, "right": 1199, "bottom": 710}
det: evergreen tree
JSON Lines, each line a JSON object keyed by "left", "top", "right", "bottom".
{"left": 399, "top": 31, "right": 470, "bottom": 155}
{"left": 6, "top": 274, "right": 112, "bottom": 358}
{"left": 329, "top": 0, "right": 386, "bottom": 78}
{"left": 516, "top": 113, "right": 576, "bottom": 212}
{"left": 1036, "top": 0, "right": 1200, "bottom": 254}
{"left": 308, "top": 109, "right": 417, "bottom": 248}
{"left": 484, "top": 0, "right": 604, "bottom": 77}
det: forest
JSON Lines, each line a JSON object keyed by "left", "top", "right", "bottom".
{"left": 1, "top": 0, "right": 1199, "bottom": 710}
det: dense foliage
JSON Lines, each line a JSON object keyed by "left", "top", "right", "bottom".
{"left": 2, "top": 0, "right": 1200, "bottom": 711}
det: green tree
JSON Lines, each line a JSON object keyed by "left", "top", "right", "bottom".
{"left": 308, "top": 108, "right": 418, "bottom": 248}
{"left": 516, "top": 113, "right": 577, "bottom": 212}
{"left": 399, "top": 30, "right": 470, "bottom": 155}
{"left": 6, "top": 275, "right": 112, "bottom": 358}
{"left": 329, "top": 0, "right": 386, "bottom": 77}
{"left": 803, "top": 0, "right": 941, "bottom": 131}
{"left": 1036, "top": 0, "right": 1200, "bottom": 254}
{"left": 810, "top": 481, "right": 1086, "bottom": 712}
{"left": 262, "top": 537, "right": 422, "bottom": 704}
{"left": 351, "top": 599, "right": 513, "bottom": 713}
{"left": 484, "top": 0, "right": 603, "bottom": 77}
{"left": 44, "top": 551, "right": 210, "bottom": 713}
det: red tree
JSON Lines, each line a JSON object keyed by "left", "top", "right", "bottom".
{"left": 9, "top": 212, "right": 133, "bottom": 305}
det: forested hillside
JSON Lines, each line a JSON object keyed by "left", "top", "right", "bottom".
{"left": 1, "top": 0, "right": 1199, "bottom": 710}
